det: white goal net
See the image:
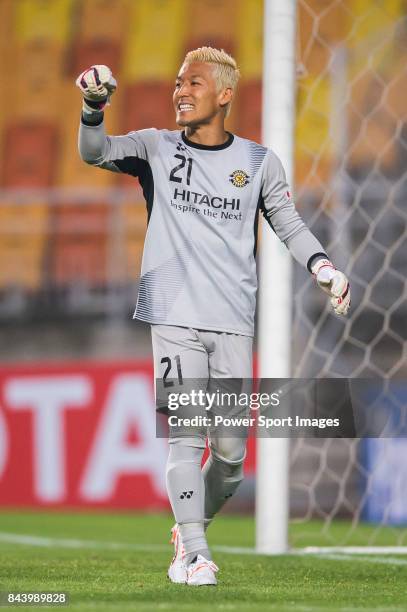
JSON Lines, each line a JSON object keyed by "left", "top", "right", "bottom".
{"left": 289, "top": 0, "right": 407, "bottom": 550}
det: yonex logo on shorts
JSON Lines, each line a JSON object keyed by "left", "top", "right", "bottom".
{"left": 180, "top": 490, "right": 194, "bottom": 500}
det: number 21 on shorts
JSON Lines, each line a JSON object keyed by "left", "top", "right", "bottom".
{"left": 160, "top": 354, "right": 183, "bottom": 388}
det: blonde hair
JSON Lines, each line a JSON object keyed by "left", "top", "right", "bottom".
{"left": 183, "top": 46, "right": 240, "bottom": 116}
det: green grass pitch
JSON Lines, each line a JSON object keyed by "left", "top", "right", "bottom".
{"left": 0, "top": 511, "right": 407, "bottom": 611}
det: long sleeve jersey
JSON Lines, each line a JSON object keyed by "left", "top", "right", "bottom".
{"left": 79, "top": 120, "right": 326, "bottom": 336}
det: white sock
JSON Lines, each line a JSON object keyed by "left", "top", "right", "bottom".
{"left": 179, "top": 522, "right": 211, "bottom": 565}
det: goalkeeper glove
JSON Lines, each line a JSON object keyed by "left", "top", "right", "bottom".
{"left": 76, "top": 65, "right": 117, "bottom": 115}
{"left": 311, "top": 258, "right": 351, "bottom": 316}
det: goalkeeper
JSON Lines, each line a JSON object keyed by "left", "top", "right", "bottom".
{"left": 76, "top": 50, "right": 350, "bottom": 587}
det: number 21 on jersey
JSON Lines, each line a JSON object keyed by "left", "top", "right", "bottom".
{"left": 169, "top": 155, "right": 193, "bottom": 185}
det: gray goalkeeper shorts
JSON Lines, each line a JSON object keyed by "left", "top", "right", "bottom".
{"left": 151, "top": 324, "right": 253, "bottom": 440}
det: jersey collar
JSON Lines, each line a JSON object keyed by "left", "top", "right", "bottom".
{"left": 181, "top": 131, "right": 234, "bottom": 151}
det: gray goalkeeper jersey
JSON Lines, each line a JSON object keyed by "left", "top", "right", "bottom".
{"left": 79, "top": 122, "right": 326, "bottom": 336}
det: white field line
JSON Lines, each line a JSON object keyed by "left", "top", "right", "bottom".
{"left": 0, "top": 532, "right": 168, "bottom": 552}
{"left": 299, "top": 546, "right": 407, "bottom": 555}
{"left": 308, "top": 553, "right": 407, "bottom": 566}
{"left": 1, "top": 532, "right": 407, "bottom": 566}
{"left": 275, "top": 609, "right": 407, "bottom": 612}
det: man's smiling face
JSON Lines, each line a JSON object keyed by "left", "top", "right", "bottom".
{"left": 173, "top": 61, "right": 230, "bottom": 128}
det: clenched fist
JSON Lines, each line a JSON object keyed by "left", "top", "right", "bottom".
{"left": 76, "top": 65, "right": 117, "bottom": 114}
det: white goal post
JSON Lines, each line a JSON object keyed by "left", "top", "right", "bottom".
{"left": 256, "top": 0, "right": 407, "bottom": 555}
{"left": 256, "top": 0, "right": 296, "bottom": 555}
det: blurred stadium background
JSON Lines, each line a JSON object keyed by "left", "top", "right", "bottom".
{"left": 0, "top": 0, "right": 406, "bottom": 546}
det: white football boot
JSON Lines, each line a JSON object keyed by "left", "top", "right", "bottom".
{"left": 167, "top": 524, "right": 187, "bottom": 583}
{"left": 186, "top": 554, "right": 219, "bottom": 586}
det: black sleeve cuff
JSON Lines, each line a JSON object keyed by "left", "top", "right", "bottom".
{"left": 81, "top": 112, "right": 104, "bottom": 126}
{"left": 307, "top": 252, "right": 329, "bottom": 273}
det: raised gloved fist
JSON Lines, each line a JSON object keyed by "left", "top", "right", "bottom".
{"left": 76, "top": 65, "right": 117, "bottom": 113}
{"left": 311, "top": 259, "right": 351, "bottom": 316}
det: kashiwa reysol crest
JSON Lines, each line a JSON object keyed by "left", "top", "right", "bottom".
{"left": 229, "top": 169, "right": 250, "bottom": 188}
